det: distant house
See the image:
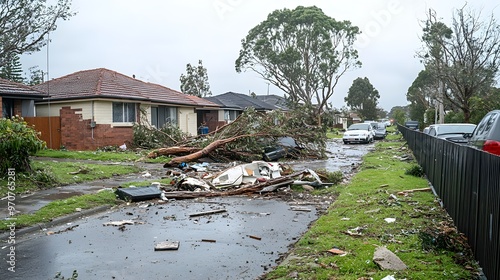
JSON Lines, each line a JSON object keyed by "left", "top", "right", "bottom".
{"left": 205, "top": 92, "right": 281, "bottom": 124}
{"left": 254, "top": 94, "right": 290, "bottom": 111}
{"left": 32, "top": 68, "right": 220, "bottom": 150}
{"left": 0, "top": 78, "right": 46, "bottom": 118}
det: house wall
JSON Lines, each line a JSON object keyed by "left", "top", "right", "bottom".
{"left": 0, "top": 96, "right": 3, "bottom": 117}
{"left": 37, "top": 101, "right": 93, "bottom": 119}
{"left": 43, "top": 102, "right": 200, "bottom": 150}
{"left": 179, "top": 107, "right": 197, "bottom": 135}
{"left": 60, "top": 106, "right": 133, "bottom": 150}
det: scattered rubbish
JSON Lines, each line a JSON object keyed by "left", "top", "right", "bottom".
{"left": 327, "top": 248, "right": 347, "bottom": 256}
{"left": 163, "top": 215, "right": 176, "bottom": 221}
{"left": 384, "top": 218, "right": 396, "bottom": 223}
{"left": 46, "top": 225, "right": 79, "bottom": 235}
{"left": 150, "top": 182, "right": 162, "bottom": 189}
{"left": 68, "top": 168, "right": 89, "bottom": 175}
{"left": 189, "top": 209, "right": 227, "bottom": 217}
{"left": 115, "top": 186, "right": 162, "bottom": 202}
{"left": 381, "top": 275, "right": 396, "bottom": 280}
{"left": 397, "top": 187, "right": 431, "bottom": 196}
{"left": 212, "top": 161, "right": 281, "bottom": 187}
{"left": 142, "top": 171, "right": 152, "bottom": 177}
{"left": 119, "top": 143, "right": 127, "bottom": 151}
{"left": 191, "top": 162, "right": 209, "bottom": 172}
{"left": 290, "top": 206, "right": 312, "bottom": 212}
{"left": 380, "top": 184, "right": 389, "bottom": 188}
{"left": 201, "top": 239, "right": 216, "bottom": 243}
{"left": 103, "top": 220, "right": 135, "bottom": 226}
{"left": 75, "top": 208, "right": 82, "bottom": 212}
{"left": 373, "top": 246, "right": 407, "bottom": 271}
{"left": 97, "top": 188, "right": 113, "bottom": 193}
{"left": 139, "top": 203, "right": 152, "bottom": 208}
{"left": 345, "top": 226, "right": 366, "bottom": 237}
{"left": 154, "top": 241, "right": 180, "bottom": 251}
{"left": 248, "top": 235, "right": 262, "bottom": 241}
{"left": 341, "top": 217, "right": 350, "bottom": 221}
{"left": 178, "top": 177, "right": 211, "bottom": 191}
{"left": 365, "top": 208, "right": 381, "bottom": 214}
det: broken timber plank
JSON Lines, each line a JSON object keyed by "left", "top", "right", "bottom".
{"left": 154, "top": 241, "right": 180, "bottom": 251}
{"left": 189, "top": 209, "right": 227, "bottom": 217}
{"left": 397, "top": 187, "right": 431, "bottom": 195}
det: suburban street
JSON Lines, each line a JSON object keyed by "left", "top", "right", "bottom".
{"left": 1, "top": 140, "right": 374, "bottom": 279}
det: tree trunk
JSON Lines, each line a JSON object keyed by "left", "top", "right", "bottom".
{"left": 163, "top": 134, "right": 263, "bottom": 167}
{"left": 148, "top": 147, "right": 201, "bottom": 158}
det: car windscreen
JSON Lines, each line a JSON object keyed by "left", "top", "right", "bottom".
{"left": 348, "top": 124, "right": 370, "bottom": 130}
{"left": 437, "top": 125, "right": 476, "bottom": 135}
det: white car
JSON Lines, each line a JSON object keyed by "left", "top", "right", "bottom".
{"left": 343, "top": 123, "right": 374, "bottom": 144}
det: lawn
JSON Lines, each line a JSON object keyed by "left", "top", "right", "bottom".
{"left": 0, "top": 161, "right": 141, "bottom": 197}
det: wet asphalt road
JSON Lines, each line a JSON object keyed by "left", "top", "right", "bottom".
{"left": 0, "top": 139, "right": 374, "bottom": 279}
{"left": 1, "top": 197, "right": 317, "bottom": 280}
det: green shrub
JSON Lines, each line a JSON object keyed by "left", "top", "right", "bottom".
{"left": 405, "top": 164, "right": 424, "bottom": 177}
{"left": 0, "top": 117, "right": 45, "bottom": 173}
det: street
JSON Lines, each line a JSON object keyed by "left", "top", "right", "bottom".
{"left": 1, "top": 139, "right": 374, "bottom": 279}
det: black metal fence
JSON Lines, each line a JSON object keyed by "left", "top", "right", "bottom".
{"left": 398, "top": 125, "right": 500, "bottom": 280}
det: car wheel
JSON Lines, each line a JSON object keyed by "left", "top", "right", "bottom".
{"left": 343, "top": 140, "right": 348, "bottom": 144}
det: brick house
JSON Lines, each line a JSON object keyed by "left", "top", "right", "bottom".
{"left": 0, "top": 78, "right": 46, "bottom": 118}
{"left": 32, "top": 68, "right": 220, "bottom": 150}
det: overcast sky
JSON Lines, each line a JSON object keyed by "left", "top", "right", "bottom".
{"left": 20, "top": 0, "right": 499, "bottom": 111}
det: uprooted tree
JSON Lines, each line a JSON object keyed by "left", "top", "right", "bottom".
{"left": 143, "top": 107, "right": 327, "bottom": 166}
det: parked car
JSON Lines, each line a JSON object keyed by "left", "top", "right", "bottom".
{"left": 465, "top": 110, "right": 500, "bottom": 156}
{"left": 404, "top": 120, "right": 419, "bottom": 130}
{"left": 427, "top": 123, "right": 477, "bottom": 144}
{"left": 343, "top": 123, "right": 374, "bottom": 144}
{"left": 374, "top": 122, "right": 387, "bottom": 140}
{"left": 263, "top": 137, "right": 302, "bottom": 161}
{"left": 364, "top": 120, "right": 378, "bottom": 129}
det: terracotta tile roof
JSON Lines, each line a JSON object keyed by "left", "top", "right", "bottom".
{"left": 32, "top": 68, "right": 219, "bottom": 108}
{"left": 0, "top": 78, "right": 47, "bottom": 98}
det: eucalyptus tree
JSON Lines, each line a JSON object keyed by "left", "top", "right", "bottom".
{"left": 180, "top": 60, "right": 212, "bottom": 97}
{"left": 419, "top": 6, "right": 500, "bottom": 122}
{"left": 0, "top": 0, "right": 74, "bottom": 67}
{"left": 235, "top": 6, "right": 361, "bottom": 124}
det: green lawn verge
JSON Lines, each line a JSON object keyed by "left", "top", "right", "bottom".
{"left": 265, "top": 134, "right": 478, "bottom": 279}
{"left": 35, "top": 149, "right": 171, "bottom": 164}
{"left": 0, "top": 161, "right": 141, "bottom": 197}
{"left": 327, "top": 128, "right": 343, "bottom": 139}
{"left": 35, "top": 149, "right": 142, "bottom": 161}
{"left": 0, "top": 190, "right": 117, "bottom": 231}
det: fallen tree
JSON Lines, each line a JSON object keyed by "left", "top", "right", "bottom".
{"left": 144, "top": 107, "right": 328, "bottom": 164}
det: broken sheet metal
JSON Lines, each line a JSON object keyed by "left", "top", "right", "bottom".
{"left": 211, "top": 161, "right": 282, "bottom": 188}
{"left": 115, "top": 186, "right": 162, "bottom": 202}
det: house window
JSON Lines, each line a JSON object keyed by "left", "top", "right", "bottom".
{"left": 151, "top": 106, "right": 178, "bottom": 128}
{"left": 112, "top": 102, "right": 136, "bottom": 122}
{"left": 224, "top": 110, "right": 239, "bottom": 122}
{"left": 2, "top": 99, "right": 14, "bottom": 118}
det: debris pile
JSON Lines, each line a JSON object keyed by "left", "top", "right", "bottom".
{"left": 115, "top": 161, "right": 334, "bottom": 202}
